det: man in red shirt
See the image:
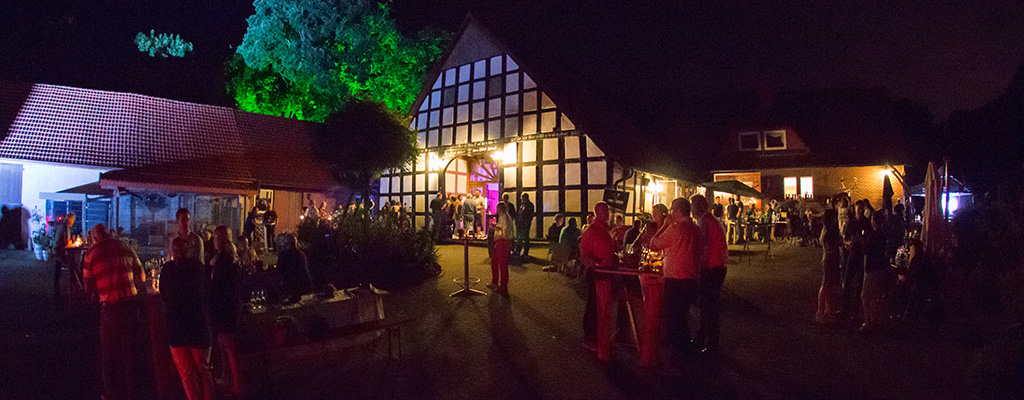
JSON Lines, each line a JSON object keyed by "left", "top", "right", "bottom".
{"left": 579, "top": 202, "right": 616, "bottom": 350}
{"left": 650, "top": 198, "right": 704, "bottom": 359}
{"left": 83, "top": 224, "right": 148, "bottom": 400}
{"left": 691, "top": 194, "right": 729, "bottom": 354}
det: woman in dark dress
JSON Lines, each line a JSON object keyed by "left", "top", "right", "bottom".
{"left": 209, "top": 226, "right": 242, "bottom": 397}
{"left": 162, "top": 237, "right": 214, "bottom": 400}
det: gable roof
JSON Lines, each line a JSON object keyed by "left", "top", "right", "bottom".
{"left": 411, "top": 15, "right": 701, "bottom": 182}
{"left": 0, "top": 81, "right": 339, "bottom": 193}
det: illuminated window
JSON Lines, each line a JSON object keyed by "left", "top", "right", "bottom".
{"left": 764, "top": 130, "right": 786, "bottom": 150}
{"left": 739, "top": 132, "right": 761, "bottom": 151}
{"left": 784, "top": 177, "right": 798, "bottom": 198}
{"left": 800, "top": 176, "right": 813, "bottom": 198}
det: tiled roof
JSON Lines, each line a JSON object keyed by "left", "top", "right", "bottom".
{"left": 0, "top": 81, "right": 340, "bottom": 193}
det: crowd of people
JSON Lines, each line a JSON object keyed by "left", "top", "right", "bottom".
{"left": 74, "top": 207, "right": 316, "bottom": 400}
{"left": 525, "top": 196, "right": 731, "bottom": 360}
{"left": 815, "top": 195, "right": 933, "bottom": 332}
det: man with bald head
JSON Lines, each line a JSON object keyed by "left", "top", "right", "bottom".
{"left": 579, "top": 201, "right": 616, "bottom": 350}
{"left": 691, "top": 194, "right": 729, "bottom": 354}
{"left": 651, "top": 197, "right": 704, "bottom": 359}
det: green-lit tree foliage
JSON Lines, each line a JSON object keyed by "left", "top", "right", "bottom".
{"left": 136, "top": 30, "right": 193, "bottom": 58}
{"left": 229, "top": 0, "right": 446, "bottom": 121}
{"left": 312, "top": 99, "right": 419, "bottom": 205}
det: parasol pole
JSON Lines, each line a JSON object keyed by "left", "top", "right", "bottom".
{"left": 943, "top": 158, "right": 950, "bottom": 221}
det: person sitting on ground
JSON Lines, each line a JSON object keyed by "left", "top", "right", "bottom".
{"left": 161, "top": 237, "right": 214, "bottom": 400}
{"left": 544, "top": 214, "right": 566, "bottom": 272}
{"left": 276, "top": 234, "right": 314, "bottom": 300}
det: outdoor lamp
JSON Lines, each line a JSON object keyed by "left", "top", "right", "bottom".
{"left": 429, "top": 153, "right": 445, "bottom": 171}
{"left": 492, "top": 150, "right": 504, "bottom": 165}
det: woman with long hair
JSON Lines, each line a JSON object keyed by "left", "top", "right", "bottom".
{"left": 816, "top": 209, "right": 843, "bottom": 324}
{"left": 488, "top": 202, "right": 514, "bottom": 294}
{"left": 209, "top": 226, "right": 242, "bottom": 397}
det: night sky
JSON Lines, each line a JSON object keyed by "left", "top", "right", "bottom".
{"left": 1, "top": 0, "right": 1021, "bottom": 119}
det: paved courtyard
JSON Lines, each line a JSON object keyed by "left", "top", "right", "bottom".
{"left": 0, "top": 242, "right": 983, "bottom": 399}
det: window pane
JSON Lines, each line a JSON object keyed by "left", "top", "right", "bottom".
{"left": 444, "top": 68, "right": 456, "bottom": 86}
{"left": 490, "top": 55, "right": 503, "bottom": 76}
{"left": 441, "top": 127, "right": 453, "bottom": 146}
{"left": 471, "top": 122, "right": 484, "bottom": 142}
{"left": 739, "top": 132, "right": 760, "bottom": 150}
{"left": 488, "top": 76, "right": 504, "bottom": 98}
{"left": 442, "top": 107, "right": 453, "bottom": 126}
{"left": 458, "top": 84, "right": 469, "bottom": 103}
{"left": 541, "top": 111, "right": 556, "bottom": 133}
{"left": 800, "top": 177, "right": 813, "bottom": 198}
{"left": 428, "top": 129, "right": 438, "bottom": 147}
{"left": 472, "top": 81, "right": 485, "bottom": 100}
{"left": 523, "top": 73, "right": 537, "bottom": 89}
{"left": 504, "top": 117, "right": 519, "bottom": 137}
{"left": 765, "top": 130, "right": 786, "bottom": 149}
{"left": 784, "top": 177, "right": 798, "bottom": 198}
{"left": 523, "top": 113, "right": 538, "bottom": 135}
{"left": 472, "top": 102, "right": 485, "bottom": 121}
{"left": 442, "top": 87, "right": 457, "bottom": 106}
{"left": 541, "top": 92, "right": 555, "bottom": 109}
{"left": 505, "top": 94, "right": 519, "bottom": 115}
{"left": 487, "top": 120, "right": 501, "bottom": 140}
{"left": 474, "top": 60, "right": 487, "bottom": 79}
{"left": 506, "top": 73, "right": 520, "bottom": 93}
{"left": 523, "top": 90, "right": 538, "bottom": 112}
{"left": 430, "top": 91, "right": 440, "bottom": 108}
{"left": 488, "top": 98, "right": 502, "bottom": 118}
{"left": 459, "top": 64, "right": 471, "bottom": 83}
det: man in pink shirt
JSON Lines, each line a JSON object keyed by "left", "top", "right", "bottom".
{"left": 579, "top": 202, "right": 616, "bottom": 350}
{"left": 691, "top": 194, "right": 728, "bottom": 354}
{"left": 650, "top": 197, "right": 704, "bottom": 358}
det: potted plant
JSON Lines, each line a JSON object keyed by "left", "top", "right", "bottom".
{"left": 29, "top": 208, "right": 50, "bottom": 260}
{"left": 32, "top": 228, "right": 51, "bottom": 261}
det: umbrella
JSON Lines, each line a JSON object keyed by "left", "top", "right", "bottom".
{"left": 701, "top": 180, "right": 764, "bottom": 199}
{"left": 922, "top": 161, "right": 945, "bottom": 255}
{"left": 882, "top": 174, "right": 894, "bottom": 213}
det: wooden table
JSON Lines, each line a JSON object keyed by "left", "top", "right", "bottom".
{"left": 592, "top": 267, "right": 664, "bottom": 367}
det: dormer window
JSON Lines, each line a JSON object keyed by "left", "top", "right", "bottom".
{"left": 764, "top": 130, "right": 786, "bottom": 150}
{"left": 739, "top": 132, "right": 761, "bottom": 151}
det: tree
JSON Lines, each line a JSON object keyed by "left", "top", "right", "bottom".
{"left": 229, "top": 0, "right": 447, "bottom": 120}
{"left": 312, "top": 99, "right": 419, "bottom": 206}
{"left": 135, "top": 30, "right": 193, "bottom": 58}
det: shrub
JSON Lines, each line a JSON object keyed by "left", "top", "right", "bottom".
{"left": 297, "top": 207, "right": 440, "bottom": 291}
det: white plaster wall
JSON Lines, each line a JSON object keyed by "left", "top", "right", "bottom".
{"left": 15, "top": 161, "right": 109, "bottom": 229}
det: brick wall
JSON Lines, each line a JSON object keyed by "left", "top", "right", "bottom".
{"left": 715, "top": 165, "right": 906, "bottom": 210}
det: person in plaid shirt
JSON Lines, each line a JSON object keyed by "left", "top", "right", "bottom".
{"left": 83, "top": 224, "right": 147, "bottom": 400}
